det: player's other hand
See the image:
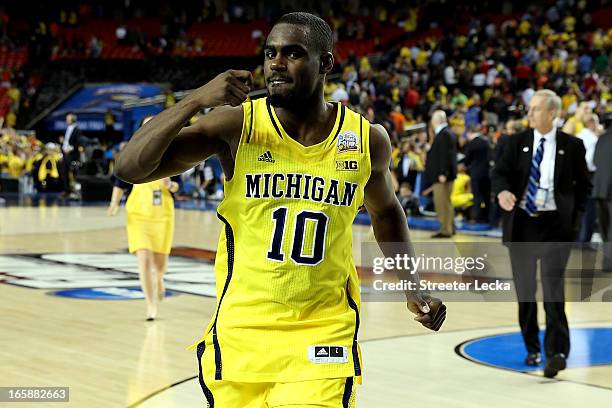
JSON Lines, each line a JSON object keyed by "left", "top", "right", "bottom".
{"left": 192, "top": 70, "right": 253, "bottom": 108}
{"left": 406, "top": 292, "right": 446, "bottom": 331}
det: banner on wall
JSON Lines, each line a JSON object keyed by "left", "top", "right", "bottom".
{"left": 45, "top": 83, "right": 165, "bottom": 133}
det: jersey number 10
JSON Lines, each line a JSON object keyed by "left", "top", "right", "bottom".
{"left": 267, "top": 207, "right": 328, "bottom": 266}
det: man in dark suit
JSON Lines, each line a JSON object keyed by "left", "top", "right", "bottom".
{"left": 592, "top": 128, "right": 612, "bottom": 271}
{"left": 492, "top": 90, "right": 590, "bottom": 378}
{"left": 464, "top": 125, "right": 491, "bottom": 223}
{"left": 425, "top": 110, "right": 457, "bottom": 238}
{"left": 394, "top": 140, "right": 417, "bottom": 189}
{"left": 60, "top": 112, "right": 82, "bottom": 195}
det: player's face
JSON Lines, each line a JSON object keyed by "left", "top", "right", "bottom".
{"left": 263, "top": 24, "right": 321, "bottom": 108}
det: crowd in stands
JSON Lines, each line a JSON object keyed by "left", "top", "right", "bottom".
{"left": 315, "top": 0, "right": 611, "bottom": 230}
{"left": 0, "top": 127, "right": 62, "bottom": 195}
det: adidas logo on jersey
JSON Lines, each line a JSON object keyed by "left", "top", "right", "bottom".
{"left": 258, "top": 151, "right": 275, "bottom": 163}
{"left": 309, "top": 345, "right": 348, "bottom": 364}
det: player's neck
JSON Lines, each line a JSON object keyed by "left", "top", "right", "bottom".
{"left": 274, "top": 95, "right": 336, "bottom": 146}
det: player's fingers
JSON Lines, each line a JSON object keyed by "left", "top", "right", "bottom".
{"left": 412, "top": 293, "right": 430, "bottom": 314}
{"left": 430, "top": 307, "right": 447, "bottom": 330}
{"left": 414, "top": 313, "right": 432, "bottom": 324}
{"left": 228, "top": 84, "right": 248, "bottom": 103}
{"left": 226, "top": 93, "right": 243, "bottom": 107}
{"left": 424, "top": 315, "right": 445, "bottom": 331}
{"left": 228, "top": 69, "right": 253, "bottom": 85}
{"left": 228, "top": 76, "right": 251, "bottom": 94}
{"left": 430, "top": 312, "right": 446, "bottom": 331}
{"left": 432, "top": 308, "right": 446, "bottom": 325}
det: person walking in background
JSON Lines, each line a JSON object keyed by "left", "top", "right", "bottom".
{"left": 492, "top": 89, "right": 590, "bottom": 378}
{"left": 108, "top": 176, "right": 179, "bottom": 320}
{"left": 108, "top": 117, "right": 180, "bottom": 320}
{"left": 592, "top": 128, "right": 612, "bottom": 271}
{"left": 60, "top": 112, "right": 82, "bottom": 197}
{"left": 576, "top": 113, "right": 601, "bottom": 246}
{"left": 425, "top": 110, "right": 457, "bottom": 238}
{"left": 464, "top": 124, "right": 491, "bottom": 223}
{"left": 562, "top": 101, "right": 592, "bottom": 136}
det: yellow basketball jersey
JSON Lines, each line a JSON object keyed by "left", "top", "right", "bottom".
{"left": 197, "top": 97, "right": 371, "bottom": 383}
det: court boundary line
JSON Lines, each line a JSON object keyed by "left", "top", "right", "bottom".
{"left": 127, "top": 319, "right": 612, "bottom": 407}
{"left": 454, "top": 324, "right": 612, "bottom": 392}
{"left": 1, "top": 253, "right": 220, "bottom": 298}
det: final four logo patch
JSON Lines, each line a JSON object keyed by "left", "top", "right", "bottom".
{"left": 337, "top": 131, "right": 359, "bottom": 153}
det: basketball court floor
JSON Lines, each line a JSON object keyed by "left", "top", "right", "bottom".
{"left": 1, "top": 202, "right": 611, "bottom": 407}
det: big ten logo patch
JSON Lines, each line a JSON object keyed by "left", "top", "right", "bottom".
{"left": 336, "top": 160, "right": 358, "bottom": 171}
{"left": 337, "top": 131, "right": 359, "bottom": 153}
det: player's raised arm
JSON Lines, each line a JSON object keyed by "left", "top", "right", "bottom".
{"left": 364, "top": 124, "right": 446, "bottom": 331}
{"left": 115, "top": 70, "right": 252, "bottom": 183}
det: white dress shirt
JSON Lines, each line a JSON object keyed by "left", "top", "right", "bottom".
{"left": 576, "top": 128, "right": 597, "bottom": 172}
{"left": 401, "top": 155, "right": 411, "bottom": 177}
{"left": 62, "top": 123, "right": 77, "bottom": 153}
{"left": 520, "top": 128, "right": 557, "bottom": 211}
{"left": 434, "top": 124, "right": 447, "bottom": 135}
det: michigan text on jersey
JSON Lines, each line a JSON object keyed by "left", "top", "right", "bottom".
{"left": 245, "top": 173, "right": 358, "bottom": 207}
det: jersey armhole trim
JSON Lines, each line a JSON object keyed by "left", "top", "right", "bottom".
{"left": 327, "top": 103, "right": 346, "bottom": 147}
{"left": 246, "top": 98, "right": 254, "bottom": 143}
{"left": 266, "top": 98, "right": 284, "bottom": 140}
{"left": 359, "top": 115, "right": 363, "bottom": 153}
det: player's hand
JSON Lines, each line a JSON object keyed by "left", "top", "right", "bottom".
{"left": 497, "top": 190, "right": 516, "bottom": 211}
{"left": 438, "top": 175, "right": 447, "bottom": 183}
{"left": 191, "top": 70, "right": 252, "bottom": 108}
{"left": 162, "top": 177, "right": 172, "bottom": 189}
{"left": 407, "top": 292, "right": 446, "bottom": 331}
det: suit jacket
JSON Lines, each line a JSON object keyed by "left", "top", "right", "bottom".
{"left": 464, "top": 135, "right": 491, "bottom": 180}
{"left": 64, "top": 126, "right": 82, "bottom": 149}
{"left": 491, "top": 128, "right": 591, "bottom": 242}
{"left": 396, "top": 153, "right": 412, "bottom": 181}
{"left": 494, "top": 134, "right": 510, "bottom": 163}
{"left": 592, "top": 129, "right": 612, "bottom": 200}
{"left": 425, "top": 126, "right": 457, "bottom": 184}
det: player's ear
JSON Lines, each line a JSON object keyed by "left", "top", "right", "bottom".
{"left": 320, "top": 52, "right": 334, "bottom": 74}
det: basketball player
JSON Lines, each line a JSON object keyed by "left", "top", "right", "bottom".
{"left": 116, "top": 12, "right": 445, "bottom": 407}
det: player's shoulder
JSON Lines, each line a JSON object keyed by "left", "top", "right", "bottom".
{"left": 558, "top": 130, "right": 582, "bottom": 148}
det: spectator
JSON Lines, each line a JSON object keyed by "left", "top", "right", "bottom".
{"left": 398, "top": 182, "right": 421, "bottom": 217}
{"left": 464, "top": 125, "right": 491, "bottom": 223}
{"left": 562, "top": 101, "right": 592, "bottom": 135}
{"left": 576, "top": 113, "right": 601, "bottom": 245}
{"left": 451, "top": 162, "right": 473, "bottom": 216}
{"left": 425, "top": 110, "right": 457, "bottom": 238}
{"left": 592, "top": 129, "right": 612, "bottom": 271}
{"left": 60, "top": 112, "right": 82, "bottom": 197}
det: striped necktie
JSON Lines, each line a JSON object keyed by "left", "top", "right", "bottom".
{"left": 525, "top": 137, "right": 546, "bottom": 216}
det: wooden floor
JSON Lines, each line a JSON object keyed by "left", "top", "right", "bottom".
{"left": 1, "top": 203, "right": 611, "bottom": 407}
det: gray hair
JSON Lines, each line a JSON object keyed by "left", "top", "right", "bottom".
{"left": 431, "top": 110, "right": 447, "bottom": 125}
{"left": 533, "top": 89, "right": 561, "bottom": 113}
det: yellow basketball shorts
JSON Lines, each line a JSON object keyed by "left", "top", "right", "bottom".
{"left": 196, "top": 343, "right": 357, "bottom": 407}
